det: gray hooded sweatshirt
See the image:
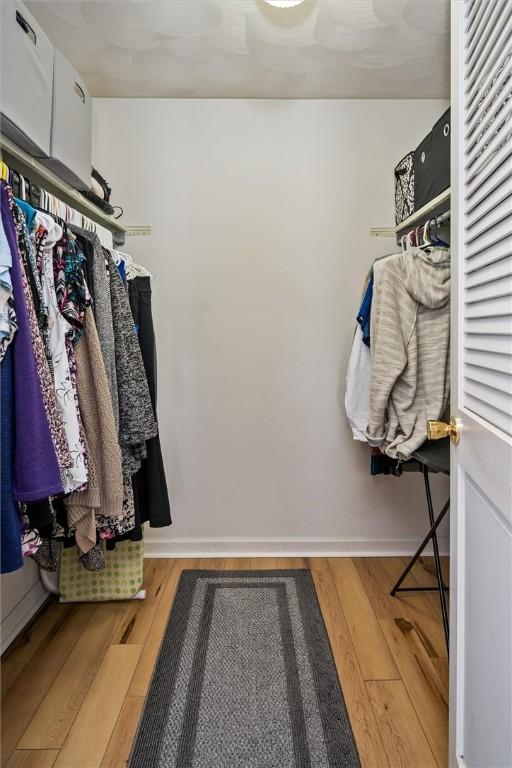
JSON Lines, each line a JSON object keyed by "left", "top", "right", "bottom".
{"left": 366, "top": 246, "right": 451, "bottom": 460}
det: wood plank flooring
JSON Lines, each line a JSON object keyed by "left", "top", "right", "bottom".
{"left": 1, "top": 557, "right": 449, "bottom": 768}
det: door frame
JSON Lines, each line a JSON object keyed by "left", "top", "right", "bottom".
{"left": 449, "top": 1, "right": 464, "bottom": 764}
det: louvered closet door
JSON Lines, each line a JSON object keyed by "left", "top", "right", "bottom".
{"left": 450, "top": 2, "right": 512, "bottom": 767}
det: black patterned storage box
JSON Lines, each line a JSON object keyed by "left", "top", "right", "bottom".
{"left": 394, "top": 151, "right": 415, "bottom": 225}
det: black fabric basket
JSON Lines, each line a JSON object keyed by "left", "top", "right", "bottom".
{"left": 394, "top": 151, "right": 415, "bottom": 225}
{"left": 414, "top": 108, "right": 450, "bottom": 210}
{"left": 431, "top": 108, "right": 451, "bottom": 197}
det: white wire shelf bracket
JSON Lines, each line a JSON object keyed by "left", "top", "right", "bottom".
{"left": 125, "top": 226, "right": 152, "bottom": 237}
{"left": 0, "top": 135, "right": 126, "bottom": 235}
{"left": 369, "top": 227, "right": 396, "bottom": 237}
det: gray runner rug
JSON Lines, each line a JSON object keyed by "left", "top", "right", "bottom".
{"left": 128, "top": 570, "right": 361, "bottom": 768}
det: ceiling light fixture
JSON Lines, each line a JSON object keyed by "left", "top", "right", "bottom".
{"left": 263, "top": 0, "right": 306, "bottom": 8}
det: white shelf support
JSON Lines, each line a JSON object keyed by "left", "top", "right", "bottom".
{"left": 369, "top": 227, "right": 396, "bottom": 237}
{"left": 125, "top": 226, "right": 152, "bottom": 237}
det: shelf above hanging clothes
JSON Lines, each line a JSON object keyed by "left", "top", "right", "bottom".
{"left": 0, "top": 135, "right": 126, "bottom": 238}
{"left": 370, "top": 187, "right": 451, "bottom": 238}
{"left": 396, "top": 187, "right": 450, "bottom": 234}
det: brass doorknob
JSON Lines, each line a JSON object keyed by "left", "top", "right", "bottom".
{"left": 427, "top": 416, "right": 460, "bottom": 444}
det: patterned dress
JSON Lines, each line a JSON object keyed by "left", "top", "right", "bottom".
{"left": 37, "top": 211, "right": 88, "bottom": 494}
{"left": 9, "top": 195, "right": 73, "bottom": 474}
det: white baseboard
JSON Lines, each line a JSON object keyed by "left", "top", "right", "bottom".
{"left": 1, "top": 578, "right": 49, "bottom": 655}
{"left": 144, "top": 536, "right": 449, "bottom": 559}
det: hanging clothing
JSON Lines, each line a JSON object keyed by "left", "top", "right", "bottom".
{"left": 0, "top": 210, "right": 16, "bottom": 360}
{"left": 1, "top": 184, "right": 63, "bottom": 501}
{"left": 37, "top": 211, "right": 88, "bottom": 494}
{"left": 1, "top": 176, "right": 170, "bottom": 572}
{"left": 70, "top": 226, "right": 119, "bottom": 432}
{"left": 54, "top": 232, "right": 89, "bottom": 344}
{"left": 356, "top": 273, "right": 373, "bottom": 348}
{"left": 14, "top": 198, "right": 37, "bottom": 231}
{"left": 345, "top": 326, "right": 371, "bottom": 442}
{"left": 13, "top": 199, "right": 73, "bottom": 478}
{"left": 1, "top": 345, "right": 23, "bottom": 573}
{"left": 366, "top": 246, "right": 451, "bottom": 460}
{"left": 13, "top": 200, "right": 44, "bottom": 305}
{"left": 67, "top": 307, "right": 124, "bottom": 553}
{"left": 107, "top": 251, "right": 158, "bottom": 481}
{"left": 0, "top": 207, "right": 13, "bottom": 310}
{"left": 128, "top": 276, "right": 172, "bottom": 529}
{"left": 25, "top": 499, "right": 54, "bottom": 539}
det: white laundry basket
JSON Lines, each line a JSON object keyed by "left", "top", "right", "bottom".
{"left": 42, "top": 50, "right": 92, "bottom": 190}
{"left": 0, "top": 0, "right": 54, "bottom": 157}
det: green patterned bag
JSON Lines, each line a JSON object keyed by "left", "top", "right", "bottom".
{"left": 59, "top": 539, "right": 144, "bottom": 602}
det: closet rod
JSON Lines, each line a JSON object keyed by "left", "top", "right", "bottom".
{"left": 0, "top": 135, "right": 126, "bottom": 236}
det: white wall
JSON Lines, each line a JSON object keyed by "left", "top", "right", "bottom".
{"left": 93, "top": 98, "right": 450, "bottom": 557}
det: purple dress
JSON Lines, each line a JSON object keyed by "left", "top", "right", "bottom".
{"left": 1, "top": 184, "right": 63, "bottom": 501}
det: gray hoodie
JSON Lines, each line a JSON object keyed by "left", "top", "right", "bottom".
{"left": 366, "top": 247, "right": 451, "bottom": 460}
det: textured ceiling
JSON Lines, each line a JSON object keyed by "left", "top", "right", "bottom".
{"left": 27, "top": 0, "right": 450, "bottom": 98}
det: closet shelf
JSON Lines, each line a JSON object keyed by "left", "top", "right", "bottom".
{"left": 370, "top": 187, "right": 451, "bottom": 238}
{"left": 396, "top": 187, "right": 450, "bottom": 233}
{"left": 0, "top": 135, "right": 126, "bottom": 235}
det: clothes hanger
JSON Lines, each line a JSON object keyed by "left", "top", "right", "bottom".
{"left": 421, "top": 219, "right": 432, "bottom": 250}
{"left": 429, "top": 217, "right": 439, "bottom": 245}
{"left": 125, "top": 252, "right": 153, "bottom": 279}
{"left": 434, "top": 215, "right": 450, "bottom": 248}
{"left": 130, "top": 262, "right": 153, "bottom": 279}
{"left": 115, "top": 249, "right": 133, "bottom": 270}
{"left": 19, "top": 174, "right": 27, "bottom": 201}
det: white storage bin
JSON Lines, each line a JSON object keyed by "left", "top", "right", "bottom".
{"left": 42, "top": 50, "right": 92, "bottom": 190}
{"left": 0, "top": 0, "right": 54, "bottom": 157}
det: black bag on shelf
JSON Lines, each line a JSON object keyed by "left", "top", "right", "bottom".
{"left": 431, "top": 108, "right": 451, "bottom": 198}
{"left": 414, "top": 108, "right": 450, "bottom": 210}
{"left": 80, "top": 167, "right": 115, "bottom": 215}
{"left": 394, "top": 151, "right": 415, "bottom": 225}
{"left": 413, "top": 131, "right": 433, "bottom": 211}
{"left": 80, "top": 189, "right": 115, "bottom": 216}
{"left": 91, "top": 167, "right": 111, "bottom": 202}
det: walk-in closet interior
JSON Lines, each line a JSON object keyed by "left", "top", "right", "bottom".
{"left": 1, "top": 1, "right": 511, "bottom": 767}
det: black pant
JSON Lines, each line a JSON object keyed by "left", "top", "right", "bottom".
{"left": 128, "top": 276, "right": 171, "bottom": 531}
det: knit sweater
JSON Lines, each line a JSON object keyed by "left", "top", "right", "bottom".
{"left": 107, "top": 250, "right": 158, "bottom": 481}
{"left": 366, "top": 247, "right": 451, "bottom": 460}
{"left": 67, "top": 307, "right": 124, "bottom": 552}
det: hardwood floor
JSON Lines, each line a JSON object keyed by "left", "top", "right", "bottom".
{"left": 1, "top": 557, "right": 449, "bottom": 768}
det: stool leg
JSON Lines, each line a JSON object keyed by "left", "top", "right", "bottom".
{"left": 423, "top": 466, "right": 450, "bottom": 654}
{"left": 390, "top": 498, "right": 449, "bottom": 595}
